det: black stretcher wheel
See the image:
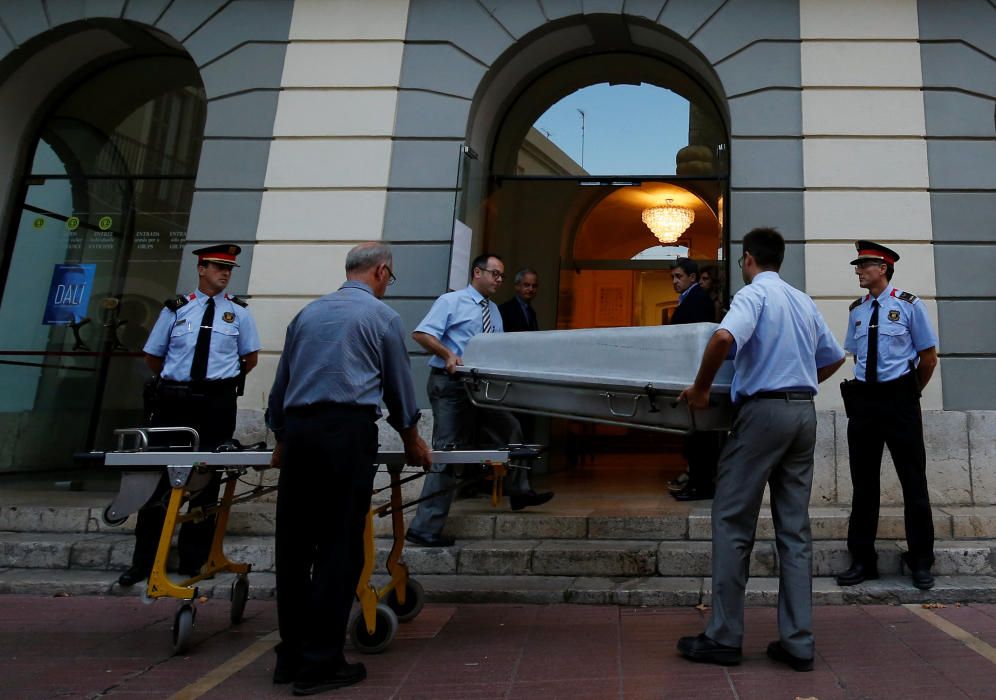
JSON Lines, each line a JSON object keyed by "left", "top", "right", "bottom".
{"left": 385, "top": 578, "right": 424, "bottom": 623}
{"left": 101, "top": 505, "right": 128, "bottom": 527}
{"left": 230, "top": 574, "right": 249, "bottom": 624}
{"left": 348, "top": 603, "right": 398, "bottom": 654}
{"left": 172, "top": 604, "right": 196, "bottom": 655}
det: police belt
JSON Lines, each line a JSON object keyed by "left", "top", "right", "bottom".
{"left": 159, "top": 377, "right": 239, "bottom": 399}
{"left": 850, "top": 371, "right": 920, "bottom": 396}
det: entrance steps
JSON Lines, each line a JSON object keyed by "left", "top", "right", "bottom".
{"left": 2, "top": 497, "right": 996, "bottom": 605}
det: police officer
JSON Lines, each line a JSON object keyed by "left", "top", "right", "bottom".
{"left": 836, "top": 241, "right": 939, "bottom": 590}
{"left": 118, "top": 244, "right": 260, "bottom": 586}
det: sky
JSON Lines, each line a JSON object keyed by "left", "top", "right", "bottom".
{"left": 533, "top": 83, "right": 690, "bottom": 175}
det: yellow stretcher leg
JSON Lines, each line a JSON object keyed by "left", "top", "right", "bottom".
{"left": 377, "top": 465, "right": 409, "bottom": 608}
{"left": 146, "top": 487, "right": 194, "bottom": 601}
{"left": 356, "top": 509, "right": 379, "bottom": 634}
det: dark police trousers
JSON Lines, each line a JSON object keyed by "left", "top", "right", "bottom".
{"left": 130, "top": 379, "right": 237, "bottom": 574}
{"left": 275, "top": 403, "right": 379, "bottom": 673}
{"left": 845, "top": 374, "right": 934, "bottom": 568}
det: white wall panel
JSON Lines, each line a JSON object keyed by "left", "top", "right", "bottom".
{"left": 281, "top": 42, "right": 405, "bottom": 88}
{"left": 273, "top": 89, "right": 399, "bottom": 137}
{"left": 265, "top": 139, "right": 393, "bottom": 188}
{"left": 801, "top": 42, "right": 923, "bottom": 87}
{"left": 242, "top": 298, "right": 312, "bottom": 352}
{"left": 805, "top": 242, "right": 936, "bottom": 297}
{"left": 800, "top": 0, "right": 919, "bottom": 39}
{"left": 258, "top": 190, "right": 388, "bottom": 241}
{"left": 804, "top": 191, "right": 933, "bottom": 240}
{"left": 802, "top": 89, "right": 926, "bottom": 136}
{"left": 247, "top": 244, "right": 352, "bottom": 296}
{"left": 289, "top": 0, "right": 410, "bottom": 40}
{"left": 803, "top": 139, "right": 929, "bottom": 189}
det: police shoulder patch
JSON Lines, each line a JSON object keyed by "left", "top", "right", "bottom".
{"left": 849, "top": 297, "right": 864, "bottom": 311}
{"left": 897, "top": 290, "right": 918, "bottom": 304}
{"left": 227, "top": 294, "right": 249, "bottom": 308}
{"left": 163, "top": 295, "right": 189, "bottom": 312}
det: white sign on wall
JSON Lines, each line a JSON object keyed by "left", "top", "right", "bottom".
{"left": 448, "top": 219, "right": 472, "bottom": 291}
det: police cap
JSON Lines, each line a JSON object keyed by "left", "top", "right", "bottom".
{"left": 192, "top": 244, "right": 241, "bottom": 267}
{"left": 850, "top": 240, "right": 900, "bottom": 266}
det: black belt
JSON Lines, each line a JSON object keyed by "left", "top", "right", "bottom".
{"left": 746, "top": 391, "right": 814, "bottom": 402}
{"left": 160, "top": 377, "right": 238, "bottom": 396}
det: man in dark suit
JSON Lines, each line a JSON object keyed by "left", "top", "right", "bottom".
{"left": 669, "top": 258, "right": 722, "bottom": 501}
{"left": 499, "top": 268, "right": 540, "bottom": 332}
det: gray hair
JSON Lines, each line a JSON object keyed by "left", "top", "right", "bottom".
{"left": 345, "top": 242, "right": 392, "bottom": 273}
{"left": 514, "top": 267, "right": 538, "bottom": 285}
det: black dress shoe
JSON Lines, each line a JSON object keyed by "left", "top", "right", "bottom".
{"left": 292, "top": 661, "right": 366, "bottom": 696}
{"left": 677, "top": 633, "right": 742, "bottom": 666}
{"left": 509, "top": 490, "right": 554, "bottom": 511}
{"left": 835, "top": 561, "right": 879, "bottom": 586}
{"left": 766, "top": 640, "right": 814, "bottom": 672}
{"left": 117, "top": 567, "right": 149, "bottom": 587}
{"left": 672, "top": 486, "right": 715, "bottom": 502}
{"left": 901, "top": 553, "right": 935, "bottom": 590}
{"left": 405, "top": 531, "right": 455, "bottom": 547}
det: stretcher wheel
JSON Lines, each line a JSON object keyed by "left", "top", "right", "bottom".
{"left": 385, "top": 578, "right": 424, "bottom": 623}
{"left": 230, "top": 575, "right": 249, "bottom": 624}
{"left": 101, "top": 505, "right": 128, "bottom": 527}
{"left": 172, "top": 604, "right": 196, "bottom": 655}
{"left": 348, "top": 603, "right": 398, "bottom": 654}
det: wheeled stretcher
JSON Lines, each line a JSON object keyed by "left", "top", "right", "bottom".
{"left": 455, "top": 323, "right": 736, "bottom": 433}
{"left": 96, "top": 427, "right": 539, "bottom": 655}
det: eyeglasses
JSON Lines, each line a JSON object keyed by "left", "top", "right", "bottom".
{"left": 384, "top": 265, "right": 397, "bottom": 286}
{"left": 737, "top": 254, "right": 745, "bottom": 269}
{"left": 479, "top": 268, "right": 504, "bottom": 280}
{"left": 854, "top": 261, "right": 885, "bottom": 270}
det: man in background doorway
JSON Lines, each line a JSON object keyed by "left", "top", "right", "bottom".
{"left": 668, "top": 258, "right": 722, "bottom": 501}
{"left": 499, "top": 267, "right": 540, "bottom": 332}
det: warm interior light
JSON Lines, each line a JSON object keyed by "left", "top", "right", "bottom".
{"left": 641, "top": 199, "right": 695, "bottom": 244}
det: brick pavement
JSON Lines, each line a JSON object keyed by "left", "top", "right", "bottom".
{"left": 4, "top": 596, "right": 996, "bottom": 699}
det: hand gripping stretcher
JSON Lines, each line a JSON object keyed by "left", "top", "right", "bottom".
{"left": 96, "top": 427, "right": 540, "bottom": 655}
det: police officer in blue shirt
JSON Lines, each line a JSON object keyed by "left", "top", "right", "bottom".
{"left": 836, "top": 241, "right": 939, "bottom": 591}
{"left": 118, "top": 244, "right": 261, "bottom": 586}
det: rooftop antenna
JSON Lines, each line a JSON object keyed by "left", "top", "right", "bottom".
{"left": 577, "top": 108, "right": 586, "bottom": 169}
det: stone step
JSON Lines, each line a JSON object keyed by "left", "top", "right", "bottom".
{"left": 6, "top": 502, "right": 996, "bottom": 541}
{"left": 1, "top": 568, "right": 994, "bottom": 607}
{"left": 3, "top": 532, "right": 994, "bottom": 579}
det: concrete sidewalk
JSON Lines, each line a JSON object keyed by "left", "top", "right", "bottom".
{"left": 5, "top": 596, "right": 996, "bottom": 699}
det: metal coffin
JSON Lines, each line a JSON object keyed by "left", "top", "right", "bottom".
{"left": 455, "top": 323, "right": 734, "bottom": 433}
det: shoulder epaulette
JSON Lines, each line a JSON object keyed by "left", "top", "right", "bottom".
{"left": 849, "top": 296, "right": 864, "bottom": 311}
{"left": 227, "top": 294, "right": 249, "bottom": 308}
{"left": 896, "top": 290, "right": 918, "bottom": 304}
{"left": 163, "top": 295, "right": 189, "bottom": 312}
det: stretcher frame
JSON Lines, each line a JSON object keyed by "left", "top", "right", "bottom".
{"left": 98, "top": 427, "right": 537, "bottom": 654}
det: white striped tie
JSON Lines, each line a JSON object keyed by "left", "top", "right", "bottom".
{"left": 480, "top": 298, "right": 494, "bottom": 333}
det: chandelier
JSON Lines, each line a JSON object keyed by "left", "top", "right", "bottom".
{"left": 641, "top": 199, "right": 695, "bottom": 244}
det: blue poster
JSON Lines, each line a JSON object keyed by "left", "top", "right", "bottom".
{"left": 43, "top": 263, "right": 96, "bottom": 325}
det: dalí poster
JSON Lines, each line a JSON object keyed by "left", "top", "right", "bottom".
{"left": 43, "top": 263, "right": 96, "bottom": 325}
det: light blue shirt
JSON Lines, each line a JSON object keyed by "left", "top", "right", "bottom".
{"left": 415, "top": 285, "right": 503, "bottom": 369}
{"left": 719, "top": 271, "right": 844, "bottom": 403}
{"left": 845, "top": 284, "right": 938, "bottom": 382}
{"left": 144, "top": 289, "right": 260, "bottom": 381}
{"left": 266, "top": 281, "right": 420, "bottom": 435}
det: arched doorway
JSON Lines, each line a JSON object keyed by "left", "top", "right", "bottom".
{"left": 467, "top": 40, "right": 729, "bottom": 487}
{"left": 0, "top": 45, "right": 206, "bottom": 471}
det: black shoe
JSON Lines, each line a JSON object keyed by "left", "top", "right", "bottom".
{"left": 766, "top": 641, "right": 814, "bottom": 672}
{"left": 835, "top": 561, "right": 879, "bottom": 586}
{"left": 509, "top": 490, "right": 554, "bottom": 511}
{"left": 667, "top": 472, "right": 689, "bottom": 493}
{"left": 672, "top": 486, "right": 714, "bottom": 502}
{"left": 273, "top": 657, "right": 299, "bottom": 684}
{"left": 405, "top": 531, "right": 455, "bottom": 547}
{"left": 902, "top": 553, "right": 935, "bottom": 590}
{"left": 117, "top": 567, "right": 149, "bottom": 587}
{"left": 677, "top": 633, "right": 742, "bottom": 666}
{"left": 292, "top": 662, "right": 367, "bottom": 696}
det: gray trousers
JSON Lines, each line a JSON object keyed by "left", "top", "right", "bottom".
{"left": 409, "top": 372, "right": 529, "bottom": 538}
{"left": 705, "top": 398, "right": 817, "bottom": 659}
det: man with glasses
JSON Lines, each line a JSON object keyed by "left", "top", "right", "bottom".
{"left": 406, "top": 253, "right": 554, "bottom": 548}
{"left": 836, "top": 241, "right": 938, "bottom": 591}
{"left": 266, "top": 242, "right": 432, "bottom": 694}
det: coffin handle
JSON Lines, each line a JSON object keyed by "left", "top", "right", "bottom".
{"left": 603, "top": 392, "right": 641, "bottom": 418}
{"left": 482, "top": 380, "right": 511, "bottom": 402}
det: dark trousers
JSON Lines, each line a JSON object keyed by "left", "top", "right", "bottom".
{"left": 683, "top": 431, "right": 722, "bottom": 492}
{"left": 275, "top": 404, "right": 379, "bottom": 674}
{"left": 846, "top": 380, "right": 934, "bottom": 568}
{"left": 130, "top": 383, "right": 236, "bottom": 573}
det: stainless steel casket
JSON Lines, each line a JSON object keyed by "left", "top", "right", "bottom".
{"left": 455, "top": 323, "right": 734, "bottom": 433}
